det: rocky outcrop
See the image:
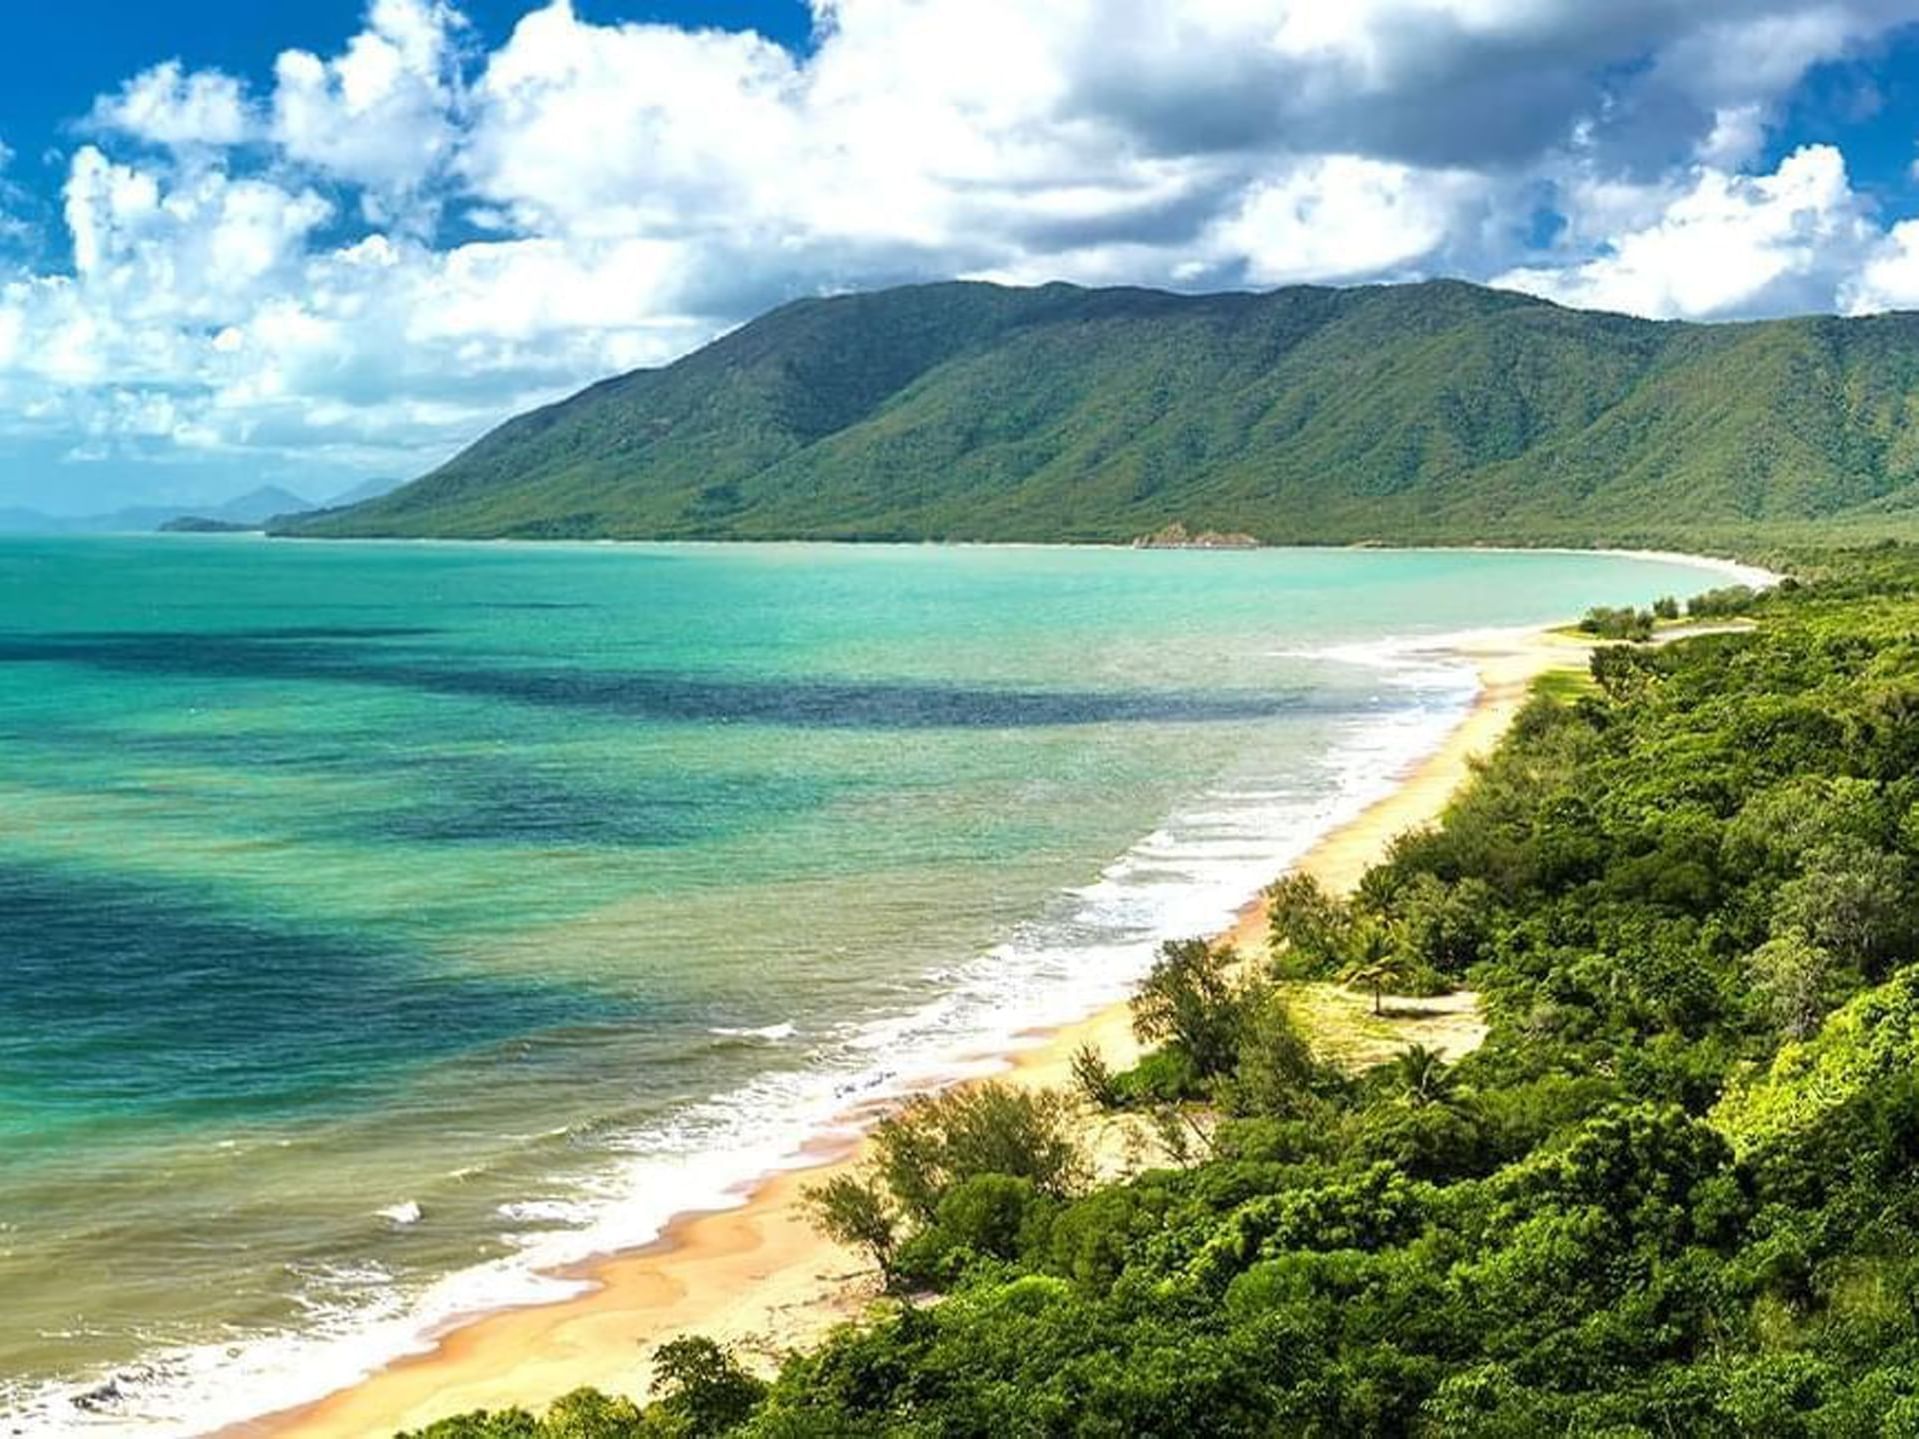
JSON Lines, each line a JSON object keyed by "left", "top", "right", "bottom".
{"left": 1131, "top": 522, "right": 1261, "bottom": 550}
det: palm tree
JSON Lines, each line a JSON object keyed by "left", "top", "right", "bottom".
{"left": 1340, "top": 918, "right": 1413, "bottom": 1015}
{"left": 1390, "top": 1044, "right": 1457, "bottom": 1109}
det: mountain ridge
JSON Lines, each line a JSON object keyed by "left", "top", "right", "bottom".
{"left": 3, "top": 484, "right": 315, "bottom": 536}
{"left": 275, "top": 279, "right": 1919, "bottom": 547}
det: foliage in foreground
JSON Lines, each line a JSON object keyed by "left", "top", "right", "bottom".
{"left": 411, "top": 547, "right": 1919, "bottom": 1435}
{"left": 400, "top": 1339, "right": 765, "bottom": 1439}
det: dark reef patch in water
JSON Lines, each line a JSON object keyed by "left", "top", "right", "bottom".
{"left": 0, "top": 720, "right": 836, "bottom": 850}
{"left": 24, "top": 626, "right": 446, "bottom": 644}
{"left": 0, "top": 628, "right": 1362, "bottom": 730}
{"left": 362, "top": 758, "right": 831, "bottom": 847}
{"left": 0, "top": 861, "right": 635, "bottom": 1144}
{"left": 468, "top": 601, "right": 598, "bottom": 611}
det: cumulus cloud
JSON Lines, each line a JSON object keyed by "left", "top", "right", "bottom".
{"left": 462, "top": 5, "right": 805, "bottom": 239}
{"left": 8, "top": 0, "right": 1919, "bottom": 508}
{"left": 271, "top": 0, "right": 463, "bottom": 202}
{"left": 0, "top": 138, "right": 29, "bottom": 250}
{"left": 1212, "top": 156, "right": 1492, "bottom": 286}
{"left": 1844, "top": 220, "right": 1919, "bottom": 313}
{"left": 89, "top": 61, "right": 255, "bottom": 148}
{"left": 1496, "top": 146, "right": 1878, "bottom": 319}
{"left": 62, "top": 147, "right": 332, "bottom": 323}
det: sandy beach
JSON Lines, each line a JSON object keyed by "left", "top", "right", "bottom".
{"left": 238, "top": 623, "right": 1586, "bottom": 1439}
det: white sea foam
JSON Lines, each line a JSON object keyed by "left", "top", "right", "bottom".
{"left": 497, "top": 1198, "right": 597, "bottom": 1225}
{"left": 709, "top": 1021, "right": 799, "bottom": 1042}
{"left": 5, "top": 635, "right": 1480, "bottom": 1437}
{"left": 377, "top": 1200, "right": 423, "bottom": 1227}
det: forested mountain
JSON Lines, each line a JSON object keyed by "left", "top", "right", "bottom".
{"left": 280, "top": 279, "right": 1919, "bottom": 546}
{"left": 3, "top": 484, "right": 314, "bottom": 535}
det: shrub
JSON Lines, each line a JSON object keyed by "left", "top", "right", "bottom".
{"left": 649, "top": 1339, "right": 766, "bottom": 1437}
{"left": 1771, "top": 842, "right": 1914, "bottom": 978}
{"left": 1265, "top": 872, "right": 1351, "bottom": 976}
{"left": 399, "top": 1408, "right": 544, "bottom": 1438}
{"left": 893, "top": 1174, "right": 1058, "bottom": 1285}
{"left": 1590, "top": 642, "right": 1658, "bottom": 700}
{"left": 1110, "top": 1043, "right": 1206, "bottom": 1104}
{"left": 1578, "top": 605, "right": 1654, "bottom": 641}
{"left": 1070, "top": 1042, "right": 1122, "bottom": 1109}
{"left": 1391, "top": 873, "right": 1495, "bottom": 975}
{"left": 398, "top": 1389, "right": 648, "bottom": 1439}
{"left": 803, "top": 1172, "right": 899, "bottom": 1273}
{"left": 874, "top": 1082, "right": 1085, "bottom": 1224}
{"left": 934, "top": 1173, "right": 1053, "bottom": 1258}
{"left": 1131, "top": 937, "right": 1247, "bottom": 1077}
{"left": 1747, "top": 927, "right": 1837, "bottom": 1041}
{"left": 1352, "top": 1100, "right": 1488, "bottom": 1180}
{"left": 1686, "top": 584, "right": 1757, "bottom": 618}
{"left": 1218, "top": 989, "right": 1321, "bottom": 1119}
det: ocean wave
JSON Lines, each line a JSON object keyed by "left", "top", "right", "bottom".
{"left": 497, "top": 1197, "right": 596, "bottom": 1226}
{"left": 709, "top": 1021, "right": 799, "bottom": 1042}
{"left": 5, "top": 663, "right": 1478, "bottom": 1436}
{"left": 1269, "top": 626, "right": 1509, "bottom": 688}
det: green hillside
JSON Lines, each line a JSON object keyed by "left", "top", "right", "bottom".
{"left": 278, "top": 279, "right": 1919, "bottom": 545}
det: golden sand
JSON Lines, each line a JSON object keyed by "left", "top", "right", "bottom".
{"left": 238, "top": 625, "right": 1584, "bottom": 1439}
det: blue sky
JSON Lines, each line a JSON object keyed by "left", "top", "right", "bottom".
{"left": 7, "top": 1, "right": 1919, "bottom": 513}
{"left": 0, "top": 4, "right": 812, "bottom": 214}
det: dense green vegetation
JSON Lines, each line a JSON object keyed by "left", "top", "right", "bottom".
{"left": 1576, "top": 604, "right": 1655, "bottom": 641}
{"left": 281, "top": 280, "right": 1919, "bottom": 546}
{"left": 402, "top": 552, "right": 1919, "bottom": 1436}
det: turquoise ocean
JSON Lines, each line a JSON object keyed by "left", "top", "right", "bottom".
{"left": 0, "top": 538, "right": 1747, "bottom": 1433}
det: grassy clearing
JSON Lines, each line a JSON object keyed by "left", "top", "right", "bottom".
{"left": 1278, "top": 980, "right": 1487, "bottom": 1070}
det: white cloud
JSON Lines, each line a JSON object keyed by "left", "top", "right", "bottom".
{"left": 89, "top": 61, "right": 255, "bottom": 148}
{"left": 462, "top": 4, "right": 804, "bottom": 239}
{"left": 1212, "top": 156, "right": 1489, "bottom": 285}
{"left": 271, "top": 0, "right": 462, "bottom": 202}
{"left": 0, "top": 137, "right": 29, "bottom": 252}
{"left": 1845, "top": 220, "right": 1919, "bottom": 313}
{"left": 62, "top": 147, "right": 332, "bottom": 324}
{"left": 1655, "top": 8, "right": 1865, "bottom": 108}
{"left": 1496, "top": 146, "right": 1878, "bottom": 319}
{"left": 1696, "top": 104, "right": 1768, "bottom": 168}
{"left": 9, "top": 0, "right": 1919, "bottom": 508}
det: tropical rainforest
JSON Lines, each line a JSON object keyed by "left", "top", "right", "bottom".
{"left": 280, "top": 280, "right": 1919, "bottom": 548}
{"left": 396, "top": 544, "right": 1919, "bottom": 1436}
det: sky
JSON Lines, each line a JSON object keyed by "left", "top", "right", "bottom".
{"left": 10, "top": 3, "right": 1919, "bottom": 512}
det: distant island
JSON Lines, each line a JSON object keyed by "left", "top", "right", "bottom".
{"left": 1, "top": 485, "right": 315, "bottom": 537}
{"left": 2, "top": 478, "right": 404, "bottom": 538}
{"left": 276, "top": 278, "right": 1919, "bottom": 550}
{"left": 157, "top": 516, "right": 263, "bottom": 534}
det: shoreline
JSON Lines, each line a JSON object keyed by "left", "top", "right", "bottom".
{"left": 238, "top": 529, "right": 1781, "bottom": 589}
{"left": 238, "top": 622, "right": 1586, "bottom": 1439}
